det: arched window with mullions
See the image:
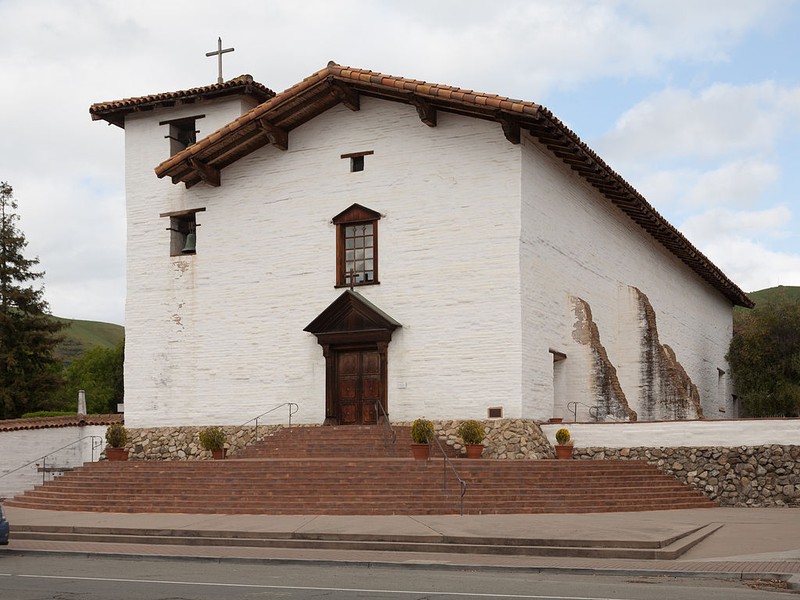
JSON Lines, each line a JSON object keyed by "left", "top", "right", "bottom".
{"left": 332, "top": 204, "right": 381, "bottom": 287}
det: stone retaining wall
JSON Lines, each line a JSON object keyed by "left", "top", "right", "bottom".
{"left": 575, "top": 446, "right": 800, "bottom": 507}
{"left": 429, "top": 419, "right": 555, "bottom": 459}
{"left": 125, "top": 425, "right": 283, "bottom": 460}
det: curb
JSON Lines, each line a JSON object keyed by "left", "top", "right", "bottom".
{"left": 2, "top": 546, "right": 796, "bottom": 583}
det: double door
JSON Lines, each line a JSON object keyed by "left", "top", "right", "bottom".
{"left": 335, "top": 349, "right": 382, "bottom": 425}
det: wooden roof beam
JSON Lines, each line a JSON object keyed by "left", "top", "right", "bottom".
{"left": 257, "top": 118, "right": 288, "bottom": 150}
{"left": 328, "top": 79, "right": 360, "bottom": 111}
{"left": 410, "top": 97, "right": 437, "bottom": 127}
{"left": 188, "top": 158, "right": 220, "bottom": 187}
{"left": 497, "top": 115, "right": 520, "bottom": 144}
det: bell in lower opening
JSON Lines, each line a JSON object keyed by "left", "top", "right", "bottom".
{"left": 181, "top": 231, "right": 197, "bottom": 253}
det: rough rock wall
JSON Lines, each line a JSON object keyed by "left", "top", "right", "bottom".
{"left": 633, "top": 288, "right": 703, "bottom": 420}
{"left": 571, "top": 297, "right": 637, "bottom": 421}
{"left": 125, "top": 425, "right": 282, "bottom": 460}
{"left": 431, "top": 419, "right": 555, "bottom": 459}
{"left": 576, "top": 446, "right": 800, "bottom": 507}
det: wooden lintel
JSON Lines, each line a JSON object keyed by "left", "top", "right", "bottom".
{"left": 410, "top": 97, "right": 437, "bottom": 127}
{"left": 329, "top": 79, "right": 360, "bottom": 111}
{"left": 188, "top": 158, "right": 220, "bottom": 187}
{"left": 497, "top": 116, "right": 520, "bottom": 144}
{"left": 257, "top": 118, "right": 288, "bottom": 151}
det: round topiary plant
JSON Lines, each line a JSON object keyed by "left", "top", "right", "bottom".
{"left": 105, "top": 423, "right": 127, "bottom": 448}
{"left": 199, "top": 426, "right": 226, "bottom": 451}
{"left": 555, "top": 427, "right": 571, "bottom": 445}
{"left": 410, "top": 418, "right": 434, "bottom": 444}
{"left": 457, "top": 420, "right": 485, "bottom": 445}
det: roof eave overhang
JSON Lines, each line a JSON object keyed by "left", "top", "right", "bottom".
{"left": 153, "top": 65, "right": 754, "bottom": 310}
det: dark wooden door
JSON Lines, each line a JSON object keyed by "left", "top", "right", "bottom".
{"left": 336, "top": 350, "right": 381, "bottom": 425}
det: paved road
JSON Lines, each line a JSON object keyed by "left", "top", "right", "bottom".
{"left": 0, "top": 554, "right": 794, "bottom": 599}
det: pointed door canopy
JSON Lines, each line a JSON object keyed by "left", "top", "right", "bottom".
{"left": 304, "top": 290, "right": 401, "bottom": 346}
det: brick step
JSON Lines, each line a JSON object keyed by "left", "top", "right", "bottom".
{"left": 7, "top": 425, "right": 715, "bottom": 515}
{"left": 4, "top": 498, "right": 713, "bottom": 515}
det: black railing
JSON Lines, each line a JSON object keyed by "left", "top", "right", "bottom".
{"left": 566, "top": 401, "right": 601, "bottom": 422}
{"left": 426, "top": 430, "right": 467, "bottom": 516}
{"left": 0, "top": 435, "right": 104, "bottom": 488}
{"left": 374, "top": 400, "right": 397, "bottom": 456}
{"left": 241, "top": 402, "right": 300, "bottom": 441}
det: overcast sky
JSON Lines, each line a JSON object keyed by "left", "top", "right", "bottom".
{"left": 1, "top": 0, "right": 799, "bottom": 325}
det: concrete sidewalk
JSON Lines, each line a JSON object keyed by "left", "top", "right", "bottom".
{"left": 2, "top": 506, "right": 800, "bottom": 585}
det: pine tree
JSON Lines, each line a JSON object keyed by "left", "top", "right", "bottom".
{"left": 0, "top": 181, "right": 65, "bottom": 419}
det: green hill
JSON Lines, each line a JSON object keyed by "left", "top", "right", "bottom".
{"left": 736, "top": 286, "right": 800, "bottom": 314}
{"left": 53, "top": 317, "right": 125, "bottom": 365}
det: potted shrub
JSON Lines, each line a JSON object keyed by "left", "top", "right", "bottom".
{"left": 410, "top": 418, "right": 434, "bottom": 460}
{"left": 554, "top": 427, "right": 573, "bottom": 459}
{"left": 457, "top": 419, "right": 485, "bottom": 459}
{"left": 105, "top": 423, "right": 129, "bottom": 461}
{"left": 199, "top": 426, "right": 227, "bottom": 460}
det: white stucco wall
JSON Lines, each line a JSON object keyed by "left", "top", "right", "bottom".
{"left": 519, "top": 137, "right": 734, "bottom": 422}
{"left": 0, "top": 426, "right": 106, "bottom": 499}
{"left": 124, "top": 97, "right": 522, "bottom": 427}
{"left": 541, "top": 419, "right": 800, "bottom": 448}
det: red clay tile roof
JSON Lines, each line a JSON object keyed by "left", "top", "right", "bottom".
{"left": 0, "top": 414, "right": 123, "bottom": 432}
{"left": 138, "top": 62, "right": 750, "bottom": 308}
{"left": 90, "top": 75, "right": 275, "bottom": 128}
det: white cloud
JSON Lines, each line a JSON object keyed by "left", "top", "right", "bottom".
{"left": 698, "top": 238, "right": 800, "bottom": 293}
{"left": 679, "top": 206, "right": 800, "bottom": 292}
{"left": 681, "top": 206, "right": 792, "bottom": 242}
{"left": 598, "top": 82, "right": 800, "bottom": 167}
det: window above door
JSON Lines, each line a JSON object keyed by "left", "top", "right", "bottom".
{"left": 332, "top": 203, "right": 381, "bottom": 287}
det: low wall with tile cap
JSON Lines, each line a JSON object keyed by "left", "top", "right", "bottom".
{"left": 539, "top": 418, "right": 800, "bottom": 448}
{"left": 0, "top": 424, "right": 108, "bottom": 499}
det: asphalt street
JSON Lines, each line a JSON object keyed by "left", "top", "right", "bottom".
{"left": 0, "top": 554, "right": 794, "bottom": 600}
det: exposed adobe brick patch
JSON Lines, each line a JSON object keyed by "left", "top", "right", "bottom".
{"left": 571, "top": 297, "right": 637, "bottom": 421}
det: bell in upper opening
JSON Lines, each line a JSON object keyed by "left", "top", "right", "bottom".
{"left": 181, "top": 231, "right": 197, "bottom": 253}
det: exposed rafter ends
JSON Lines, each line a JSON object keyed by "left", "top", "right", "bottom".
{"left": 410, "top": 97, "right": 437, "bottom": 127}
{"left": 188, "top": 158, "right": 220, "bottom": 187}
{"left": 257, "top": 118, "right": 289, "bottom": 151}
{"left": 498, "top": 116, "right": 520, "bottom": 144}
{"left": 136, "top": 63, "right": 751, "bottom": 308}
{"left": 328, "top": 78, "right": 360, "bottom": 111}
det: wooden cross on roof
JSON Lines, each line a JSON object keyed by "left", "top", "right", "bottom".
{"left": 206, "top": 37, "right": 234, "bottom": 84}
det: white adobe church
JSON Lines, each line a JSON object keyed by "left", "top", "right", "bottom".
{"left": 90, "top": 62, "right": 752, "bottom": 429}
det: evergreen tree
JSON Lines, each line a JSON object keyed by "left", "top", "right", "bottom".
{"left": 0, "top": 181, "right": 65, "bottom": 419}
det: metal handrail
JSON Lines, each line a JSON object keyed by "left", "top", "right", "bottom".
{"left": 0, "top": 435, "right": 104, "bottom": 485}
{"left": 426, "top": 430, "right": 468, "bottom": 516}
{"left": 374, "top": 400, "right": 397, "bottom": 456}
{"left": 566, "top": 401, "right": 601, "bottom": 422}
{"left": 241, "top": 402, "right": 299, "bottom": 441}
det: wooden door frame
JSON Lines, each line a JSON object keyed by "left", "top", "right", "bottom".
{"left": 304, "top": 290, "right": 401, "bottom": 425}
{"left": 325, "top": 342, "right": 388, "bottom": 424}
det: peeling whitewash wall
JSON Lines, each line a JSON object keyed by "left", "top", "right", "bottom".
{"left": 0, "top": 426, "right": 106, "bottom": 499}
{"left": 122, "top": 93, "right": 735, "bottom": 428}
{"left": 520, "top": 138, "right": 734, "bottom": 423}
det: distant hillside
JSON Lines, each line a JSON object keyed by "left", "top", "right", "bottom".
{"left": 736, "top": 286, "right": 800, "bottom": 314}
{"left": 53, "top": 317, "right": 125, "bottom": 365}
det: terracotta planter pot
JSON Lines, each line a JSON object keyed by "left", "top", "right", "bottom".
{"left": 465, "top": 444, "right": 484, "bottom": 459}
{"left": 211, "top": 448, "right": 227, "bottom": 460}
{"left": 410, "top": 443, "right": 430, "bottom": 460}
{"left": 548, "top": 417, "right": 563, "bottom": 423}
{"left": 555, "top": 444, "right": 573, "bottom": 459}
{"left": 106, "top": 447, "right": 129, "bottom": 461}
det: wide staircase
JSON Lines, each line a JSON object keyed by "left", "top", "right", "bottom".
{"left": 5, "top": 425, "right": 716, "bottom": 515}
